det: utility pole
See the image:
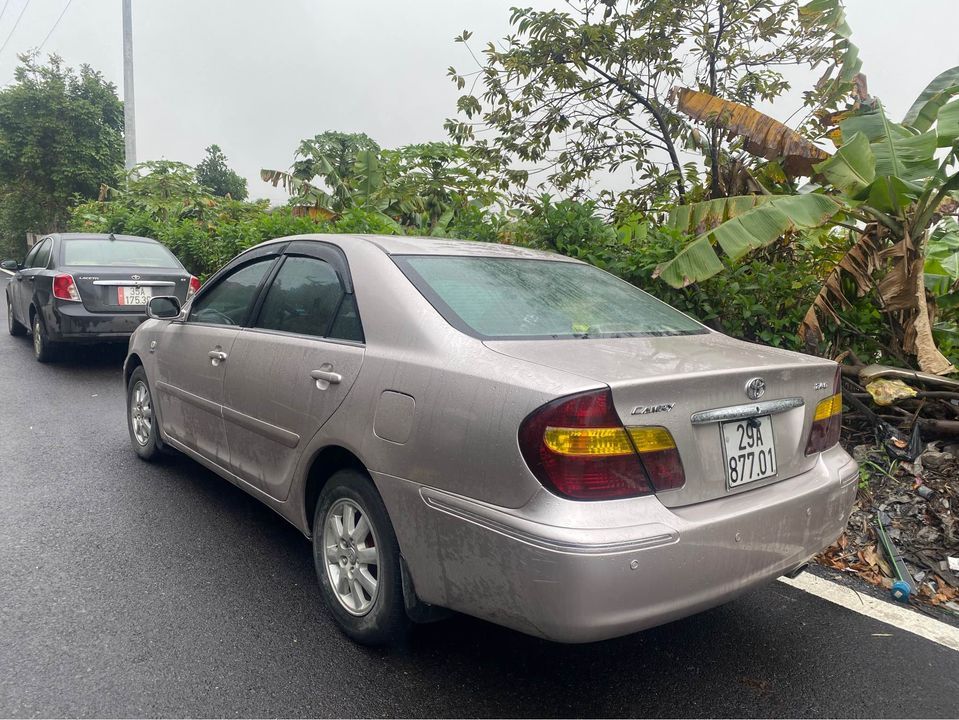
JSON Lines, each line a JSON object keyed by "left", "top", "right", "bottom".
{"left": 122, "top": 0, "right": 136, "bottom": 170}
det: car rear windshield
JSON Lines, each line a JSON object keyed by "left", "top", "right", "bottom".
{"left": 395, "top": 255, "right": 706, "bottom": 339}
{"left": 61, "top": 239, "right": 181, "bottom": 268}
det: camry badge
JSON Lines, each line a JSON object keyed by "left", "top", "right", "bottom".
{"left": 631, "top": 403, "right": 675, "bottom": 415}
{"left": 745, "top": 377, "right": 766, "bottom": 400}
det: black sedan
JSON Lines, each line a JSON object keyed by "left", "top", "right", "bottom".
{"left": 2, "top": 233, "right": 198, "bottom": 362}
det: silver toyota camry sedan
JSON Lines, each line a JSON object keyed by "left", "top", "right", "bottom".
{"left": 124, "top": 234, "right": 858, "bottom": 645}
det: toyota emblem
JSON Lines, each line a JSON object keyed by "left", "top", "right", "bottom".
{"left": 745, "top": 377, "right": 766, "bottom": 400}
{"left": 130, "top": 274, "right": 141, "bottom": 280}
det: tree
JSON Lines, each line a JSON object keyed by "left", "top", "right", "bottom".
{"left": 261, "top": 131, "right": 381, "bottom": 212}
{"left": 195, "top": 144, "right": 248, "bottom": 200}
{"left": 0, "top": 52, "right": 123, "bottom": 257}
{"left": 445, "top": 0, "right": 858, "bottom": 211}
{"left": 654, "top": 69, "right": 959, "bottom": 375}
{"left": 377, "top": 142, "right": 501, "bottom": 232}
{"left": 263, "top": 133, "right": 501, "bottom": 234}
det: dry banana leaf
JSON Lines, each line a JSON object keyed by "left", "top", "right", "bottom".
{"left": 673, "top": 87, "right": 830, "bottom": 177}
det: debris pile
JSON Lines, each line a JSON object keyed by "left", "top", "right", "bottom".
{"left": 818, "top": 441, "right": 958, "bottom": 612}
{"left": 813, "top": 361, "right": 959, "bottom": 611}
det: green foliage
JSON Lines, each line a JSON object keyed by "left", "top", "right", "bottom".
{"left": 195, "top": 144, "right": 248, "bottom": 200}
{"left": 0, "top": 53, "right": 123, "bottom": 258}
{"left": 262, "top": 131, "right": 381, "bottom": 212}
{"left": 446, "top": 0, "right": 853, "bottom": 209}
{"left": 68, "top": 159, "right": 389, "bottom": 279}
{"left": 264, "top": 133, "right": 501, "bottom": 235}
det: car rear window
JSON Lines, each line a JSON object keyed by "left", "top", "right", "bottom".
{"left": 61, "top": 239, "right": 181, "bottom": 268}
{"left": 395, "top": 255, "right": 706, "bottom": 339}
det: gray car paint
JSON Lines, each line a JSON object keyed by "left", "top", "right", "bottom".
{"left": 125, "top": 233, "right": 857, "bottom": 642}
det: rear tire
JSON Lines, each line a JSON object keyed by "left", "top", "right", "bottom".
{"left": 6, "top": 296, "right": 26, "bottom": 336}
{"left": 127, "top": 367, "right": 162, "bottom": 461}
{"left": 32, "top": 313, "right": 57, "bottom": 363}
{"left": 313, "top": 469, "right": 410, "bottom": 646}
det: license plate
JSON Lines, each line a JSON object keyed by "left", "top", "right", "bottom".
{"left": 117, "top": 286, "right": 152, "bottom": 306}
{"left": 721, "top": 415, "right": 777, "bottom": 488}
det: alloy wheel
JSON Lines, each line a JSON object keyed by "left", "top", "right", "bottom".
{"left": 130, "top": 380, "right": 153, "bottom": 446}
{"left": 323, "top": 498, "right": 380, "bottom": 616}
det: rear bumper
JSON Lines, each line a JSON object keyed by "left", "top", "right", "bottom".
{"left": 44, "top": 302, "right": 145, "bottom": 341}
{"left": 375, "top": 444, "right": 858, "bottom": 643}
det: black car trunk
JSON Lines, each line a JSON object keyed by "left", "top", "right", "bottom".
{"left": 65, "top": 267, "right": 191, "bottom": 313}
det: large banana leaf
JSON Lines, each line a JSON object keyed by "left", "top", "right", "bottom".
{"left": 667, "top": 195, "right": 774, "bottom": 236}
{"left": 902, "top": 65, "right": 959, "bottom": 130}
{"left": 925, "top": 217, "right": 959, "bottom": 295}
{"left": 839, "top": 107, "right": 938, "bottom": 185}
{"left": 352, "top": 150, "right": 384, "bottom": 201}
{"left": 935, "top": 98, "right": 959, "bottom": 148}
{"left": 798, "top": 0, "right": 862, "bottom": 105}
{"left": 655, "top": 194, "right": 842, "bottom": 288}
{"left": 812, "top": 131, "right": 875, "bottom": 195}
{"left": 674, "top": 88, "right": 830, "bottom": 177}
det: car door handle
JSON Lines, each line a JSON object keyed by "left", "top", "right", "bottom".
{"left": 208, "top": 350, "right": 228, "bottom": 366}
{"left": 310, "top": 369, "right": 342, "bottom": 385}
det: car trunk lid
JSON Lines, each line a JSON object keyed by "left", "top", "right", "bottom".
{"left": 66, "top": 267, "right": 191, "bottom": 313}
{"left": 486, "top": 333, "right": 839, "bottom": 507}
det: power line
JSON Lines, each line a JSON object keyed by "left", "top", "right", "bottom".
{"left": 38, "top": 0, "right": 74, "bottom": 52}
{"left": 0, "top": 0, "right": 34, "bottom": 59}
{"left": 0, "top": 0, "right": 12, "bottom": 28}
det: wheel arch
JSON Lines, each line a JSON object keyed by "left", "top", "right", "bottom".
{"left": 303, "top": 445, "right": 369, "bottom": 536}
{"left": 124, "top": 352, "right": 144, "bottom": 386}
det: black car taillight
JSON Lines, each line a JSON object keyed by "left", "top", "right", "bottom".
{"left": 805, "top": 367, "right": 843, "bottom": 455}
{"left": 52, "top": 273, "right": 80, "bottom": 302}
{"left": 518, "top": 388, "right": 684, "bottom": 500}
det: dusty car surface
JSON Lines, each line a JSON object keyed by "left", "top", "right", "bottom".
{"left": 123, "top": 233, "right": 858, "bottom": 645}
{"left": 3, "top": 233, "right": 198, "bottom": 362}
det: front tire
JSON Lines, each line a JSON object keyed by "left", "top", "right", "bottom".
{"left": 32, "top": 313, "right": 57, "bottom": 362}
{"left": 313, "top": 470, "right": 410, "bottom": 645}
{"left": 127, "top": 367, "right": 161, "bottom": 461}
{"left": 7, "top": 296, "right": 26, "bottom": 336}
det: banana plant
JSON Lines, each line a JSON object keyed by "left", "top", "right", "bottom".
{"left": 655, "top": 70, "right": 959, "bottom": 375}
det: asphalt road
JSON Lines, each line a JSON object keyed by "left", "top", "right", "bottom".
{"left": 1, "top": 278, "right": 957, "bottom": 719}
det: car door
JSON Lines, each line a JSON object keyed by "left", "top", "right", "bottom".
{"left": 8, "top": 242, "right": 38, "bottom": 323}
{"left": 154, "top": 256, "right": 278, "bottom": 469}
{"left": 14, "top": 238, "right": 50, "bottom": 324}
{"left": 220, "top": 242, "right": 365, "bottom": 500}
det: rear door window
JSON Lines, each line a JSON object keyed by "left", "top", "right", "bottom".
{"left": 254, "top": 256, "right": 362, "bottom": 341}
{"left": 395, "top": 256, "right": 706, "bottom": 340}
{"left": 29, "top": 239, "right": 52, "bottom": 268}
{"left": 189, "top": 259, "right": 275, "bottom": 326}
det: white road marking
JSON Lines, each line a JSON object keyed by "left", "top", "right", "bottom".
{"left": 779, "top": 572, "right": 959, "bottom": 652}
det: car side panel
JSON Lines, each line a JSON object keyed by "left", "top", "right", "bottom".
{"left": 221, "top": 329, "right": 365, "bottom": 500}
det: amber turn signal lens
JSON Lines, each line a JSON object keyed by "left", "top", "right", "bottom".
{"left": 628, "top": 426, "right": 685, "bottom": 491}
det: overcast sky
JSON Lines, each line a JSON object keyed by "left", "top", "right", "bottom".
{"left": 0, "top": 0, "right": 956, "bottom": 204}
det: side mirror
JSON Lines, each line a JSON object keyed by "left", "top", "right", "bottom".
{"left": 146, "top": 296, "right": 182, "bottom": 320}
{"left": 1, "top": 259, "right": 20, "bottom": 271}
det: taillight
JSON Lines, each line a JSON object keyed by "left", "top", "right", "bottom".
{"left": 805, "top": 367, "right": 842, "bottom": 455}
{"left": 628, "top": 427, "right": 685, "bottom": 491}
{"left": 52, "top": 273, "right": 80, "bottom": 302}
{"left": 187, "top": 275, "right": 201, "bottom": 299}
{"left": 519, "top": 388, "right": 684, "bottom": 500}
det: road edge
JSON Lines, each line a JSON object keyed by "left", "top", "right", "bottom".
{"left": 779, "top": 572, "right": 959, "bottom": 652}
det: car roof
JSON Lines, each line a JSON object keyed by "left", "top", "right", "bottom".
{"left": 263, "top": 233, "right": 583, "bottom": 262}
